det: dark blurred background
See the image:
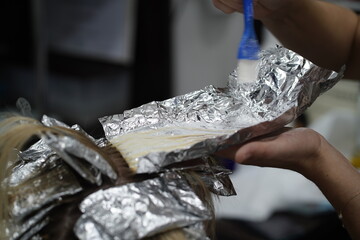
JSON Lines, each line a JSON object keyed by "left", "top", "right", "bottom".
{"left": 0, "top": 0, "right": 172, "bottom": 137}
{"left": 0, "top": 0, "right": 261, "bottom": 138}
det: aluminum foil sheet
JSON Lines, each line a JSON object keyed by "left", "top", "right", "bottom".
{"left": 100, "top": 46, "right": 344, "bottom": 174}
{"left": 7, "top": 139, "right": 60, "bottom": 187}
{"left": 19, "top": 217, "right": 49, "bottom": 240}
{"left": 41, "top": 115, "right": 117, "bottom": 184}
{"left": 5, "top": 205, "right": 53, "bottom": 240}
{"left": 3, "top": 132, "right": 81, "bottom": 240}
{"left": 198, "top": 167, "right": 235, "bottom": 196}
{"left": 42, "top": 115, "right": 96, "bottom": 142}
{"left": 8, "top": 164, "right": 82, "bottom": 221}
{"left": 74, "top": 172, "right": 212, "bottom": 240}
{"left": 168, "top": 156, "right": 236, "bottom": 196}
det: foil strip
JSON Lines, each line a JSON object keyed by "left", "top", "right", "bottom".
{"left": 73, "top": 218, "right": 113, "bottom": 240}
{"left": 100, "top": 46, "right": 344, "bottom": 174}
{"left": 8, "top": 164, "right": 82, "bottom": 221}
{"left": 7, "top": 139, "right": 60, "bottom": 187}
{"left": 41, "top": 115, "right": 70, "bottom": 129}
{"left": 5, "top": 205, "right": 54, "bottom": 240}
{"left": 3, "top": 132, "right": 82, "bottom": 239}
{"left": 41, "top": 115, "right": 117, "bottom": 183}
{"left": 74, "top": 172, "right": 212, "bottom": 240}
{"left": 19, "top": 217, "right": 49, "bottom": 240}
{"left": 42, "top": 115, "right": 96, "bottom": 142}
{"left": 168, "top": 156, "right": 236, "bottom": 196}
{"left": 43, "top": 133, "right": 102, "bottom": 185}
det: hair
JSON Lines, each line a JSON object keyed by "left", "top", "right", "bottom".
{"left": 0, "top": 114, "right": 215, "bottom": 240}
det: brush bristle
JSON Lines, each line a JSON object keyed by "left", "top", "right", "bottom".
{"left": 101, "top": 144, "right": 135, "bottom": 184}
{"left": 236, "top": 59, "right": 259, "bottom": 83}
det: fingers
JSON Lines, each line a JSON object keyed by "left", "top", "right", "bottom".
{"left": 234, "top": 127, "right": 295, "bottom": 168}
{"left": 216, "top": 127, "right": 292, "bottom": 164}
{"left": 215, "top": 144, "right": 241, "bottom": 159}
{"left": 235, "top": 141, "right": 268, "bottom": 163}
{"left": 219, "top": 0, "right": 243, "bottom": 12}
{"left": 212, "top": 0, "right": 237, "bottom": 14}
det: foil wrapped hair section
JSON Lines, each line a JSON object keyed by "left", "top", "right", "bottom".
{"left": 74, "top": 172, "right": 212, "bottom": 240}
{"left": 5, "top": 163, "right": 82, "bottom": 239}
{"left": 3, "top": 116, "right": 116, "bottom": 239}
{"left": 100, "top": 46, "right": 344, "bottom": 174}
{"left": 41, "top": 115, "right": 117, "bottom": 183}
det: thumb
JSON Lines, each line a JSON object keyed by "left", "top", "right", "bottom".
{"left": 234, "top": 140, "right": 280, "bottom": 168}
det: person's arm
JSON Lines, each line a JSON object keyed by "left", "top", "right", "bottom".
{"left": 262, "top": 0, "right": 359, "bottom": 78}
{"left": 218, "top": 127, "right": 360, "bottom": 239}
{"left": 309, "top": 136, "right": 360, "bottom": 240}
{"left": 213, "top": 0, "right": 360, "bottom": 79}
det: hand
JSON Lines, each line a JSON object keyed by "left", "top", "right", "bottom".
{"left": 217, "top": 127, "right": 339, "bottom": 179}
{"left": 212, "top": 0, "right": 299, "bottom": 20}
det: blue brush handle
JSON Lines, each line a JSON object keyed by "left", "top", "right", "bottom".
{"left": 237, "top": 0, "right": 260, "bottom": 60}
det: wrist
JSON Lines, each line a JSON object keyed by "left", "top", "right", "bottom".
{"left": 298, "top": 133, "right": 344, "bottom": 182}
{"left": 299, "top": 134, "right": 360, "bottom": 205}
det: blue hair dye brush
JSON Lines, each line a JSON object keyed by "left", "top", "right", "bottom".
{"left": 236, "top": 0, "right": 261, "bottom": 83}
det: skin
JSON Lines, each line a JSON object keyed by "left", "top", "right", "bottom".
{"left": 212, "top": 0, "right": 360, "bottom": 238}
{"left": 218, "top": 128, "right": 360, "bottom": 238}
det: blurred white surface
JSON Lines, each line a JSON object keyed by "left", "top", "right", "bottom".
{"left": 172, "top": 0, "right": 244, "bottom": 95}
{"left": 311, "top": 109, "right": 356, "bottom": 159}
{"left": 214, "top": 165, "right": 330, "bottom": 221}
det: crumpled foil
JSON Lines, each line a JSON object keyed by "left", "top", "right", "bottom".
{"left": 74, "top": 172, "right": 212, "bottom": 240}
{"left": 7, "top": 139, "right": 60, "bottom": 187}
{"left": 41, "top": 115, "right": 117, "bottom": 184}
{"left": 168, "top": 156, "right": 236, "bottom": 196}
{"left": 41, "top": 115, "right": 96, "bottom": 142}
{"left": 4, "top": 164, "right": 81, "bottom": 240}
{"left": 100, "top": 46, "right": 344, "bottom": 174}
{"left": 5, "top": 205, "right": 53, "bottom": 240}
{"left": 197, "top": 165, "right": 235, "bottom": 196}
{"left": 8, "top": 164, "right": 82, "bottom": 221}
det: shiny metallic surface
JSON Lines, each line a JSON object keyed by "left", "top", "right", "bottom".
{"left": 42, "top": 115, "right": 96, "bottom": 142}
{"left": 8, "top": 164, "right": 82, "bottom": 220}
{"left": 41, "top": 115, "right": 117, "bottom": 182}
{"left": 4, "top": 136, "right": 82, "bottom": 240}
{"left": 5, "top": 205, "right": 52, "bottom": 240}
{"left": 100, "top": 46, "right": 344, "bottom": 174}
{"left": 7, "top": 139, "right": 60, "bottom": 187}
{"left": 168, "top": 156, "right": 236, "bottom": 196}
{"left": 74, "top": 173, "right": 211, "bottom": 240}
{"left": 42, "top": 133, "right": 103, "bottom": 185}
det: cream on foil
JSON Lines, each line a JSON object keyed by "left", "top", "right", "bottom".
{"left": 100, "top": 46, "right": 344, "bottom": 174}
